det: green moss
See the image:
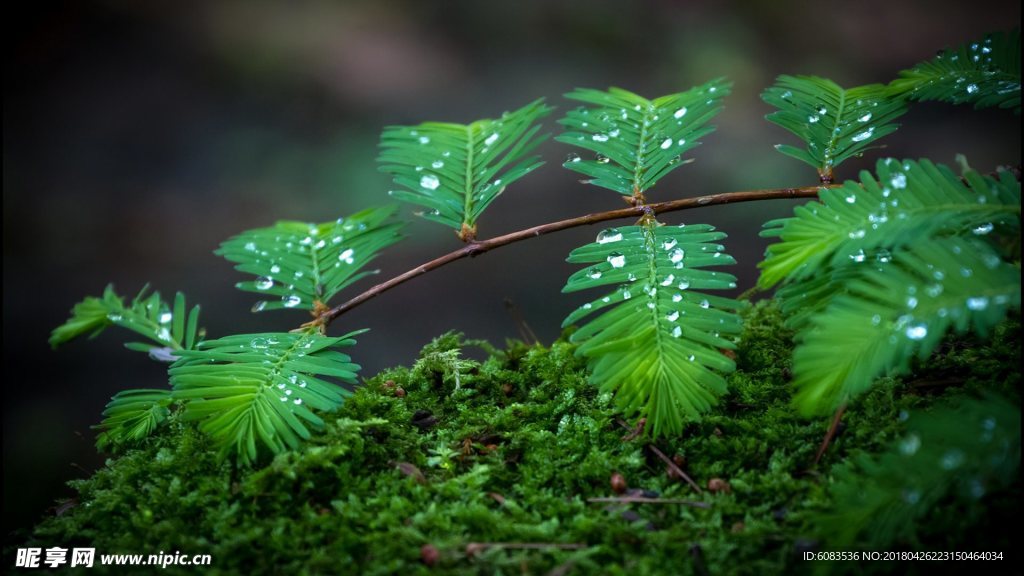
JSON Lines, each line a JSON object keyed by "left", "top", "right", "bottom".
{"left": 24, "top": 301, "right": 1019, "bottom": 575}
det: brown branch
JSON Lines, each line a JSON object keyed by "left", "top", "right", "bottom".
{"left": 587, "top": 496, "right": 710, "bottom": 508}
{"left": 320, "top": 184, "right": 831, "bottom": 325}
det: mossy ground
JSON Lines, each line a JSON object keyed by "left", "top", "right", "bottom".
{"left": 22, "top": 301, "right": 1020, "bottom": 575}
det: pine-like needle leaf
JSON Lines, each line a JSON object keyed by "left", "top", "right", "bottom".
{"left": 557, "top": 79, "right": 730, "bottom": 200}
{"left": 562, "top": 220, "right": 742, "bottom": 437}
{"left": 762, "top": 76, "right": 908, "bottom": 181}
{"left": 890, "top": 29, "right": 1021, "bottom": 114}
{"left": 758, "top": 159, "right": 1021, "bottom": 290}
{"left": 792, "top": 238, "right": 1020, "bottom": 414}
{"left": 217, "top": 206, "right": 403, "bottom": 313}
{"left": 378, "top": 99, "right": 552, "bottom": 239}
{"left": 94, "top": 389, "right": 173, "bottom": 450}
{"left": 50, "top": 285, "right": 203, "bottom": 359}
{"left": 817, "top": 394, "right": 1020, "bottom": 547}
{"left": 170, "top": 330, "right": 364, "bottom": 464}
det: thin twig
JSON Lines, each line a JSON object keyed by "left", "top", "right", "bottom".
{"left": 467, "top": 542, "right": 588, "bottom": 552}
{"left": 588, "top": 496, "right": 710, "bottom": 508}
{"left": 814, "top": 403, "right": 847, "bottom": 465}
{"left": 647, "top": 444, "right": 703, "bottom": 494}
{"left": 319, "top": 184, "right": 830, "bottom": 325}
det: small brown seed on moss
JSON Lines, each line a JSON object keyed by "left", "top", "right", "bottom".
{"left": 420, "top": 544, "right": 439, "bottom": 566}
{"left": 611, "top": 472, "right": 628, "bottom": 494}
{"left": 707, "top": 478, "right": 731, "bottom": 493}
{"left": 395, "top": 387, "right": 406, "bottom": 398}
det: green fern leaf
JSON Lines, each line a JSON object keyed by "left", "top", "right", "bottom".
{"left": 818, "top": 394, "right": 1020, "bottom": 547}
{"left": 378, "top": 99, "right": 551, "bottom": 239}
{"left": 556, "top": 79, "right": 730, "bottom": 200}
{"left": 758, "top": 159, "right": 1021, "bottom": 290}
{"left": 762, "top": 76, "right": 908, "bottom": 181}
{"left": 216, "top": 206, "right": 403, "bottom": 313}
{"left": 50, "top": 285, "right": 203, "bottom": 358}
{"left": 169, "top": 329, "right": 364, "bottom": 464}
{"left": 890, "top": 29, "right": 1021, "bottom": 113}
{"left": 94, "top": 389, "right": 173, "bottom": 450}
{"left": 792, "top": 237, "right": 1020, "bottom": 414}
{"left": 562, "top": 220, "right": 742, "bottom": 437}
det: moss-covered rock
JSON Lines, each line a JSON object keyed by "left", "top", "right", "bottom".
{"left": 22, "top": 302, "right": 1020, "bottom": 575}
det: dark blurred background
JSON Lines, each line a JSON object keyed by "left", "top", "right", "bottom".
{"left": 4, "top": 0, "right": 1020, "bottom": 536}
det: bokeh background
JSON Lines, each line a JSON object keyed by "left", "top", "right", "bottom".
{"left": 5, "top": 0, "right": 1020, "bottom": 536}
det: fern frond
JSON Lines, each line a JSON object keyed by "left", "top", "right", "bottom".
{"left": 50, "top": 285, "right": 203, "bottom": 358}
{"left": 169, "top": 329, "right": 364, "bottom": 464}
{"left": 216, "top": 206, "right": 403, "bottom": 313}
{"left": 94, "top": 389, "right": 173, "bottom": 450}
{"left": 378, "top": 99, "right": 551, "bottom": 239}
{"left": 792, "top": 237, "right": 1020, "bottom": 414}
{"left": 817, "top": 394, "right": 1020, "bottom": 547}
{"left": 556, "top": 79, "right": 730, "bottom": 200}
{"left": 562, "top": 220, "right": 742, "bottom": 437}
{"left": 758, "top": 159, "right": 1021, "bottom": 290}
{"left": 890, "top": 29, "right": 1021, "bottom": 114}
{"left": 762, "top": 76, "right": 908, "bottom": 181}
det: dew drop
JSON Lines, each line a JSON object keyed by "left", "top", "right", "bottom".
{"left": 255, "top": 276, "right": 274, "bottom": 290}
{"left": 338, "top": 248, "right": 355, "bottom": 264}
{"left": 662, "top": 238, "right": 678, "bottom": 251}
{"left": 484, "top": 132, "right": 499, "bottom": 146}
{"left": 660, "top": 138, "right": 673, "bottom": 149}
{"left": 940, "top": 449, "right": 965, "bottom": 470}
{"left": 900, "top": 433, "right": 921, "bottom": 455}
{"left": 587, "top": 268, "right": 602, "bottom": 280}
{"left": 621, "top": 288, "right": 632, "bottom": 300}
{"left": 905, "top": 323, "right": 928, "bottom": 340}
{"left": 966, "top": 297, "right": 989, "bottom": 311}
{"left": 597, "top": 228, "right": 623, "bottom": 244}
{"left": 858, "top": 113, "right": 872, "bottom": 122}
{"left": 270, "top": 264, "right": 281, "bottom": 274}
{"left": 420, "top": 174, "right": 440, "bottom": 190}
{"left": 677, "top": 279, "right": 691, "bottom": 290}
{"left": 672, "top": 293, "right": 683, "bottom": 302}
{"left": 592, "top": 134, "right": 609, "bottom": 142}
{"left": 282, "top": 295, "right": 302, "bottom": 308}
{"left": 890, "top": 173, "right": 907, "bottom": 189}
{"left": 431, "top": 160, "right": 444, "bottom": 169}
{"left": 251, "top": 301, "right": 267, "bottom": 313}
{"left": 851, "top": 128, "right": 874, "bottom": 142}
{"left": 418, "top": 136, "right": 430, "bottom": 144}
{"left": 660, "top": 274, "right": 675, "bottom": 287}
{"left": 699, "top": 299, "right": 710, "bottom": 309}
{"left": 565, "top": 153, "right": 581, "bottom": 163}
{"left": 673, "top": 107, "right": 687, "bottom": 118}
{"left": 159, "top": 312, "right": 173, "bottom": 324}
{"left": 808, "top": 115, "right": 820, "bottom": 123}
{"left": 668, "top": 248, "right": 685, "bottom": 264}
{"left": 966, "top": 83, "right": 979, "bottom": 94}
{"left": 972, "top": 222, "right": 994, "bottom": 235}
{"left": 607, "top": 252, "right": 626, "bottom": 268}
